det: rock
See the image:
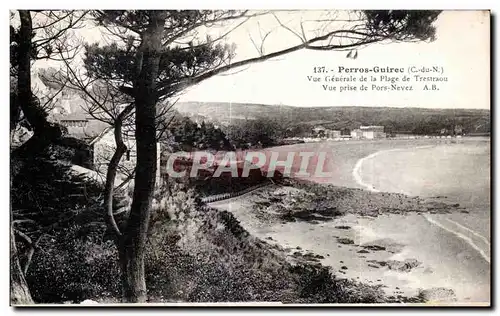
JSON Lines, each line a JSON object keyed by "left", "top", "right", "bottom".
{"left": 303, "top": 253, "right": 320, "bottom": 261}
{"left": 336, "top": 237, "right": 354, "bottom": 245}
{"left": 362, "top": 245, "right": 386, "bottom": 251}
{"left": 357, "top": 249, "right": 370, "bottom": 254}
{"left": 335, "top": 225, "right": 351, "bottom": 230}
{"left": 361, "top": 238, "right": 404, "bottom": 253}
{"left": 341, "top": 266, "right": 348, "bottom": 270}
{"left": 386, "top": 259, "right": 421, "bottom": 272}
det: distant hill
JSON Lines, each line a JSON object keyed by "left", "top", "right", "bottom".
{"left": 175, "top": 101, "right": 490, "bottom": 135}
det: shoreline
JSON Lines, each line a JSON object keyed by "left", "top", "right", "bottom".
{"left": 209, "top": 182, "right": 467, "bottom": 303}
{"left": 349, "top": 144, "right": 490, "bottom": 302}
{"left": 352, "top": 145, "right": 436, "bottom": 194}
{"left": 354, "top": 145, "right": 490, "bottom": 264}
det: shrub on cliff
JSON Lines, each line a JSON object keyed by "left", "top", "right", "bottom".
{"left": 27, "top": 224, "right": 121, "bottom": 303}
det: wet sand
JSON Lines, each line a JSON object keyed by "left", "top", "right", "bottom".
{"left": 357, "top": 139, "right": 490, "bottom": 303}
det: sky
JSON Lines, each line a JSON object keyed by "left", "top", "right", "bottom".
{"left": 32, "top": 10, "right": 490, "bottom": 110}
{"left": 177, "top": 10, "right": 490, "bottom": 109}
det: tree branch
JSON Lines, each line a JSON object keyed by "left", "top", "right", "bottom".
{"left": 166, "top": 29, "right": 382, "bottom": 93}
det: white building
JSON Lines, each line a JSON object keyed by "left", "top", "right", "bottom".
{"left": 359, "top": 126, "right": 386, "bottom": 139}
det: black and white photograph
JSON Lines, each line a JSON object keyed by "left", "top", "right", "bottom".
{"left": 8, "top": 8, "right": 491, "bottom": 306}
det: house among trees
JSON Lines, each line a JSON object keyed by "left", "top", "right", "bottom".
{"left": 454, "top": 125, "right": 464, "bottom": 135}
{"left": 312, "top": 126, "right": 342, "bottom": 139}
{"left": 312, "top": 126, "right": 327, "bottom": 137}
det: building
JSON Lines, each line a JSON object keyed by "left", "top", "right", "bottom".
{"left": 56, "top": 113, "right": 108, "bottom": 141}
{"left": 350, "top": 129, "right": 363, "bottom": 139}
{"left": 312, "top": 126, "right": 341, "bottom": 139}
{"left": 359, "top": 126, "right": 386, "bottom": 139}
{"left": 55, "top": 112, "right": 161, "bottom": 185}
{"left": 326, "top": 130, "right": 341, "bottom": 139}
{"left": 312, "top": 126, "right": 327, "bottom": 138}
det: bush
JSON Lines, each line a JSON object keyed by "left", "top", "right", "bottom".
{"left": 290, "top": 264, "right": 385, "bottom": 303}
{"left": 27, "top": 225, "right": 121, "bottom": 303}
{"left": 145, "top": 189, "right": 296, "bottom": 302}
{"left": 12, "top": 154, "right": 119, "bottom": 303}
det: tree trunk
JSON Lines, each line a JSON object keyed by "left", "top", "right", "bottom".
{"left": 10, "top": 14, "right": 36, "bottom": 298}
{"left": 10, "top": 228, "right": 34, "bottom": 305}
{"left": 104, "top": 117, "right": 130, "bottom": 236}
{"left": 120, "top": 11, "right": 166, "bottom": 303}
{"left": 17, "top": 11, "right": 50, "bottom": 135}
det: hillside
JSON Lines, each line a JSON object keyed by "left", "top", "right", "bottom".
{"left": 175, "top": 101, "right": 491, "bottom": 135}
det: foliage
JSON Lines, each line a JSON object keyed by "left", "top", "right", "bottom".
{"left": 27, "top": 225, "right": 120, "bottom": 303}
{"left": 11, "top": 152, "right": 103, "bottom": 233}
{"left": 11, "top": 151, "right": 113, "bottom": 303}
{"left": 363, "top": 10, "right": 441, "bottom": 42}
{"left": 290, "top": 264, "right": 385, "bottom": 303}
{"left": 167, "top": 116, "right": 233, "bottom": 151}
{"left": 223, "top": 117, "right": 285, "bottom": 149}
{"left": 83, "top": 40, "right": 234, "bottom": 101}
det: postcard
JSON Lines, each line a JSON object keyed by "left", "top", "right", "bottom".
{"left": 9, "top": 9, "right": 490, "bottom": 306}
